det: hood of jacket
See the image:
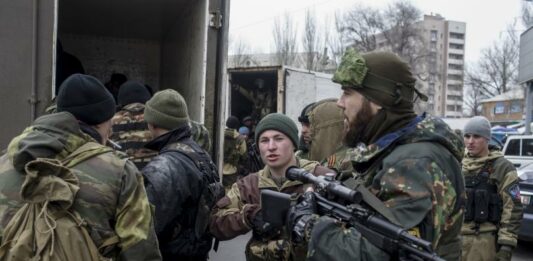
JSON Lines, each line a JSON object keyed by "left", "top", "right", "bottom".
{"left": 7, "top": 112, "right": 96, "bottom": 172}
{"left": 308, "top": 99, "right": 345, "bottom": 162}
{"left": 350, "top": 113, "right": 464, "bottom": 163}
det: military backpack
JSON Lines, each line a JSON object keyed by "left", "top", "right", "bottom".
{"left": 0, "top": 142, "right": 118, "bottom": 261}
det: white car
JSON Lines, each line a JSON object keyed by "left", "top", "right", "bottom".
{"left": 503, "top": 135, "right": 533, "bottom": 168}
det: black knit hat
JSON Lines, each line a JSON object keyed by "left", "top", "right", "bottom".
{"left": 226, "top": 116, "right": 240, "bottom": 129}
{"left": 255, "top": 113, "right": 299, "bottom": 150}
{"left": 57, "top": 74, "right": 116, "bottom": 125}
{"left": 117, "top": 80, "right": 152, "bottom": 107}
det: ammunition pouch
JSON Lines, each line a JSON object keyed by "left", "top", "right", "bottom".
{"left": 464, "top": 167, "right": 502, "bottom": 225}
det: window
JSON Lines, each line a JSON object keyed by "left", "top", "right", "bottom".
{"left": 494, "top": 102, "right": 505, "bottom": 114}
{"left": 447, "top": 105, "right": 455, "bottom": 111}
{"left": 430, "top": 30, "right": 437, "bottom": 41}
{"left": 450, "top": 32, "right": 465, "bottom": 39}
{"left": 449, "top": 53, "right": 463, "bottom": 60}
{"left": 448, "top": 64, "right": 463, "bottom": 70}
{"left": 449, "top": 43, "right": 464, "bottom": 50}
{"left": 447, "top": 74, "right": 462, "bottom": 81}
{"left": 522, "top": 139, "right": 533, "bottom": 156}
{"left": 510, "top": 100, "right": 522, "bottom": 113}
{"left": 505, "top": 139, "right": 520, "bottom": 156}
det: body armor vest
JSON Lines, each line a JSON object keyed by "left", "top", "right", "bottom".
{"left": 464, "top": 160, "right": 502, "bottom": 225}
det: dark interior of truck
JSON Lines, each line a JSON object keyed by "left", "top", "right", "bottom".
{"left": 228, "top": 69, "right": 278, "bottom": 123}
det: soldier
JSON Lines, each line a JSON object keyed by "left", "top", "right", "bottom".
{"left": 142, "top": 89, "right": 222, "bottom": 260}
{"left": 190, "top": 120, "right": 212, "bottom": 153}
{"left": 210, "top": 113, "right": 331, "bottom": 261}
{"left": 111, "top": 80, "right": 156, "bottom": 169}
{"left": 0, "top": 74, "right": 161, "bottom": 260}
{"left": 295, "top": 102, "right": 315, "bottom": 160}
{"left": 461, "top": 116, "right": 523, "bottom": 261}
{"left": 222, "top": 116, "right": 248, "bottom": 191}
{"left": 286, "top": 49, "right": 466, "bottom": 261}
{"left": 233, "top": 79, "right": 273, "bottom": 120}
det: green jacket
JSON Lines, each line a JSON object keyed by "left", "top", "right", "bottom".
{"left": 0, "top": 112, "right": 160, "bottom": 260}
{"left": 461, "top": 149, "right": 523, "bottom": 248}
{"left": 306, "top": 114, "right": 465, "bottom": 261}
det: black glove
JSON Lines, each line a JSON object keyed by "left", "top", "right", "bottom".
{"left": 287, "top": 191, "right": 318, "bottom": 243}
{"left": 251, "top": 209, "right": 279, "bottom": 239}
{"left": 496, "top": 245, "right": 513, "bottom": 261}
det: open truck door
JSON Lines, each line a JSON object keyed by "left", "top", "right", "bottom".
{"left": 0, "top": 0, "right": 229, "bottom": 166}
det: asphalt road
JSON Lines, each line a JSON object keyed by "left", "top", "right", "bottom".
{"left": 210, "top": 233, "right": 533, "bottom": 261}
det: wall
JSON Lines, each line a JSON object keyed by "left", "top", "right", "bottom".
{"left": 61, "top": 35, "right": 161, "bottom": 89}
{"left": 160, "top": 0, "right": 208, "bottom": 122}
{"left": 482, "top": 99, "right": 524, "bottom": 122}
{"left": 0, "top": 0, "right": 55, "bottom": 149}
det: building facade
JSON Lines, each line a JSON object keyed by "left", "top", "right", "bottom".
{"left": 480, "top": 88, "right": 525, "bottom": 122}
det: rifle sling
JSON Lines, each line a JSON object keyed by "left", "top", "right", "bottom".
{"left": 344, "top": 178, "right": 400, "bottom": 225}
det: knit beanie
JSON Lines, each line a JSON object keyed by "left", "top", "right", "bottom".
{"left": 333, "top": 48, "right": 427, "bottom": 112}
{"left": 144, "top": 89, "right": 189, "bottom": 130}
{"left": 226, "top": 116, "right": 240, "bottom": 129}
{"left": 57, "top": 73, "right": 116, "bottom": 125}
{"left": 239, "top": 126, "right": 250, "bottom": 136}
{"left": 463, "top": 116, "right": 492, "bottom": 140}
{"left": 117, "top": 80, "right": 151, "bottom": 107}
{"left": 255, "top": 113, "right": 299, "bottom": 149}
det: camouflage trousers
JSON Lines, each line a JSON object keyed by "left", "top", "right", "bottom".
{"left": 222, "top": 173, "right": 239, "bottom": 192}
{"left": 461, "top": 232, "right": 496, "bottom": 261}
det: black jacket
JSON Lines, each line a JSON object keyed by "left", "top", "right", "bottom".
{"left": 143, "top": 125, "right": 213, "bottom": 260}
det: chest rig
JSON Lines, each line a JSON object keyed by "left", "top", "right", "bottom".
{"left": 464, "top": 159, "right": 502, "bottom": 226}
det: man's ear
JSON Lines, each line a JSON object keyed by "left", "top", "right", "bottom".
{"left": 369, "top": 101, "right": 382, "bottom": 114}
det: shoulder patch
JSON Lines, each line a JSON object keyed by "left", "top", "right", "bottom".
{"left": 507, "top": 183, "right": 521, "bottom": 202}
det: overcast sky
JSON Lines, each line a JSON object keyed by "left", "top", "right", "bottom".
{"left": 229, "top": 0, "right": 526, "bottom": 64}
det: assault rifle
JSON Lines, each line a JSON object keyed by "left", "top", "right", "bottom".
{"left": 260, "top": 166, "right": 444, "bottom": 261}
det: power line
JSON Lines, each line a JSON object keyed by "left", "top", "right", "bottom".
{"left": 231, "top": 0, "right": 340, "bottom": 31}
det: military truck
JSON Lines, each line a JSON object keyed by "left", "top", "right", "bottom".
{"left": 227, "top": 65, "right": 342, "bottom": 128}
{"left": 0, "top": 0, "right": 230, "bottom": 163}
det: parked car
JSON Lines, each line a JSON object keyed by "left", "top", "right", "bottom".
{"left": 517, "top": 163, "right": 533, "bottom": 241}
{"left": 503, "top": 135, "right": 533, "bottom": 168}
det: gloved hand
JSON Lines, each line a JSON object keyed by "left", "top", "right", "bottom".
{"left": 287, "top": 191, "right": 318, "bottom": 243}
{"left": 496, "top": 245, "right": 513, "bottom": 261}
{"left": 251, "top": 209, "right": 279, "bottom": 239}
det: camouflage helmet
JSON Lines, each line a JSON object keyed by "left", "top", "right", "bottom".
{"left": 332, "top": 48, "right": 427, "bottom": 111}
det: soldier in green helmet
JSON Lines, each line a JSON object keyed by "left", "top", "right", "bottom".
{"left": 286, "top": 49, "right": 466, "bottom": 261}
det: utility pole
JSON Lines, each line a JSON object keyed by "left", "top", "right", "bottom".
{"left": 526, "top": 82, "right": 533, "bottom": 134}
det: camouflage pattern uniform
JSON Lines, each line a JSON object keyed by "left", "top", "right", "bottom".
{"left": 223, "top": 128, "right": 248, "bottom": 191}
{"left": 321, "top": 145, "right": 353, "bottom": 180}
{"left": 461, "top": 148, "right": 523, "bottom": 260}
{"left": 190, "top": 120, "right": 212, "bottom": 153}
{"left": 304, "top": 114, "right": 466, "bottom": 261}
{"left": 0, "top": 112, "right": 160, "bottom": 260}
{"left": 111, "top": 102, "right": 157, "bottom": 169}
{"left": 210, "top": 159, "right": 331, "bottom": 261}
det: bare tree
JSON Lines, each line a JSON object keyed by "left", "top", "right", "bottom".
{"left": 229, "top": 37, "right": 253, "bottom": 67}
{"left": 272, "top": 13, "right": 298, "bottom": 66}
{"left": 464, "top": 24, "right": 519, "bottom": 115}
{"left": 302, "top": 9, "right": 319, "bottom": 70}
{"left": 326, "top": 12, "right": 348, "bottom": 68}
{"left": 337, "top": 4, "right": 382, "bottom": 52}
{"left": 522, "top": 1, "right": 533, "bottom": 28}
{"left": 465, "top": 25, "right": 519, "bottom": 98}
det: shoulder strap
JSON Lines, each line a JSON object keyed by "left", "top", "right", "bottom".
{"left": 343, "top": 180, "right": 401, "bottom": 225}
{"left": 61, "top": 142, "right": 113, "bottom": 168}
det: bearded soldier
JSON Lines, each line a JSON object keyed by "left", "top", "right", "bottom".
{"left": 286, "top": 49, "right": 466, "bottom": 261}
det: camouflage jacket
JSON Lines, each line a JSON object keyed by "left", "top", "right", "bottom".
{"left": 142, "top": 125, "right": 215, "bottom": 260}
{"left": 461, "top": 149, "right": 523, "bottom": 248}
{"left": 223, "top": 128, "right": 248, "bottom": 176}
{"left": 190, "top": 120, "right": 212, "bottom": 153}
{"left": 0, "top": 112, "right": 160, "bottom": 260}
{"left": 321, "top": 145, "right": 353, "bottom": 180}
{"left": 111, "top": 103, "right": 157, "bottom": 169}
{"left": 306, "top": 114, "right": 466, "bottom": 261}
{"left": 209, "top": 158, "right": 331, "bottom": 261}
{"left": 307, "top": 99, "right": 344, "bottom": 162}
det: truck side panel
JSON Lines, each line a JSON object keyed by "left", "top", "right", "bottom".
{"left": 0, "top": 0, "right": 55, "bottom": 149}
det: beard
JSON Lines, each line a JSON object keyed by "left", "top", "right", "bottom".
{"left": 343, "top": 98, "right": 375, "bottom": 147}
